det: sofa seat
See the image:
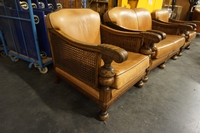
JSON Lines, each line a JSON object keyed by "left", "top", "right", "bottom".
{"left": 155, "top": 35, "right": 185, "bottom": 58}
{"left": 187, "top": 31, "right": 196, "bottom": 42}
{"left": 151, "top": 9, "right": 197, "bottom": 49}
{"left": 108, "top": 52, "right": 149, "bottom": 89}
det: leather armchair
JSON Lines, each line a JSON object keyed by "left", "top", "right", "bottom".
{"left": 103, "top": 7, "right": 186, "bottom": 71}
{"left": 192, "top": 8, "right": 200, "bottom": 33}
{"left": 151, "top": 9, "right": 197, "bottom": 50}
{"left": 45, "top": 8, "right": 162, "bottom": 120}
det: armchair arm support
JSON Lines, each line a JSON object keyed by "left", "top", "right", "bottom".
{"left": 140, "top": 32, "right": 162, "bottom": 56}
{"left": 152, "top": 20, "right": 193, "bottom": 35}
{"left": 100, "top": 24, "right": 162, "bottom": 55}
{"left": 191, "top": 20, "right": 200, "bottom": 25}
{"left": 146, "top": 30, "right": 166, "bottom": 39}
{"left": 98, "top": 44, "right": 128, "bottom": 63}
{"left": 50, "top": 29, "right": 128, "bottom": 64}
{"left": 169, "top": 18, "right": 197, "bottom": 30}
{"left": 98, "top": 44, "right": 128, "bottom": 119}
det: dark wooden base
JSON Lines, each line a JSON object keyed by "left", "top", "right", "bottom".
{"left": 143, "top": 76, "right": 148, "bottom": 82}
{"left": 158, "top": 63, "right": 166, "bottom": 69}
{"left": 135, "top": 80, "right": 144, "bottom": 88}
{"left": 98, "top": 111, "right": 109, "bottom": 121}
{"left": 185, "top": 46, "right": 190, "bottom": 50}
{"left": 171, "top": 55, "right": 178, "bottom": 60}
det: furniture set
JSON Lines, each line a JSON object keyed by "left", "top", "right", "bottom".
{"left": 45, "top": 7, "right": 196, "bottom": 121}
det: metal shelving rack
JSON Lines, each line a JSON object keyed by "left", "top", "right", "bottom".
{"left": 0, "top": 0, "right": 53, "bottom": 74}
{"left": 0, "top": 29, "right": 7, "bottom": 57}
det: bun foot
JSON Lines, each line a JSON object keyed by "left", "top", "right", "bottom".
{"left": 178, "top": 52, "right": 182, "bottom": 56}
{"left": 98, "top": 111, "right": 109, "bottom": 121}
{"left": 143, "top": 76, "right": 148, "bottom": 82}
{"left": 185, "top": 46, "right": 190, "bottom": 50}
{"left": 171, "top": 55, "right": 178, "bottom": 60}
{"left": 158, "top": 63, "right": 166, "bottom": 69}
{"left": 135, "top": 80, "right": 144, "bottom": 88}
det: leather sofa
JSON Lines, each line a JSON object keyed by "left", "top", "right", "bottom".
{"left": 103, "top": 7, "right": 186, "bottom": 71}
{"left": 151, "top": 9, "right": 197, "bottom": 50}
{"left": 45, "top": 8, "right": 162, "bottom": 120}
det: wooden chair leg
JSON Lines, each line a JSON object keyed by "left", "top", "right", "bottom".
{"left": 98, "top": 110, "right": 109, "bottom": 121}
{"left": 171, "top": 55, "right": 178, "bottom": 60}
{"left": 178, "top": 52, "right": 182, "bottom": 56}
{"left": 158, "top": 62, "right": 166, "bottom": 69}
{"left": 185, "top": 45, "right": 190, "bottom": 50}
{"left": 143, "top": 75, "right": 148, "bottom": 82}
{"left": 135, "top": 80, "right": 144, "bottom": 88}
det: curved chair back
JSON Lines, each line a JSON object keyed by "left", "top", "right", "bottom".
{"left": 151, "top": 9, "right": 169, "bottom": 22}
{"left": 46, "top": 9, "right": 101, "bottom": 44}
{"left": 104, "top": 7, "right": 152, "bottom": 30}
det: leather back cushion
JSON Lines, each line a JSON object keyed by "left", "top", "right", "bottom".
{"left": 193, "top": 8, "right": 200, "bottom": 21}
{"left": 47, "top": 9, "right": 101, "bottom": 44}
{"left": 151, "top": 9, "right": 169, "bottom": 22}
{"left": 132, "top": 8, "right": 152, "bottom": 30}
{"left": 104, "top": 7, "right": 152, "bottom": 30}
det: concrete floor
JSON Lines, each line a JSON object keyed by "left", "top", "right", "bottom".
{"left": 0, "top": 36, "right": 200, "bottom": 133}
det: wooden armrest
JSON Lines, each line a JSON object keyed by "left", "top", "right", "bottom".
{"left": 98, "top": 44, "right": 128, "bottom": 63}
{"left": 169, "top": 18, "right": 197, "bottom": 29}
{"left": 49, "top": 29, "right": 128, "bottom": 64}
{"left": 146, "top": 30, "right": 166, "bottom": 39}
{"left": 191, "top": 20, "right": 200, "bottom": 26}
{"left": 152, "top": 20, "right": 193, "bottom": 35}
{"left": 100, "top": 24, "right": 162, "bottom": 55}
{"left": 101, "top": 24, "right": 162, "bottom": 43}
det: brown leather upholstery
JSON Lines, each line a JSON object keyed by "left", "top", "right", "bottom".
{"left": 192, "top": 8, "right": 200, "bottom": 32}
{"left": 103, "top": 7, "right": 152, "bottom": 30}
{"left": 151, "top": 9, "right": 197, "bottom": 49}
{"left": 151, "top": 9, "right": 169, "bottom": 22}
{"left": 103, "top": 7, "right": 185, "bottom": 71}
{"left": 46, "top": 9, "right": 101, "bottom": 44}
{"left": 46, "top": 8, "right": 161, "bottom": 121}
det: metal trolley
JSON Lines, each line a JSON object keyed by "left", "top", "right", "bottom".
{"left": 0, "top": 0, "right": 60, "bottom": 74}
{"left": 0, "top": 29, "right": 6, "bottom": 57}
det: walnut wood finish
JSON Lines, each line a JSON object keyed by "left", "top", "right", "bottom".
{"left": 151, "top": 9, "right": 197, "bottom": 50}
{"left": 46, "top": 9, "right": 155, "bottom": 121}
{"left": 103, "top": 7, "right": 186, "bottom": 71}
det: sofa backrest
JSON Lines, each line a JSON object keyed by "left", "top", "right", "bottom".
{"left": 192, "top": 8, "right": 200, "bottom": 21}
{"left": 46, "top": 9, "right": 101, "bottom": 44}
{"left": 103, "top": 7, "right": 152, "bottom": 30}
{"left": 151, "top": 9, "right": 169, "bottom": 22}
{"left": 132, "top": 8, "right": 152, "bottom": 30}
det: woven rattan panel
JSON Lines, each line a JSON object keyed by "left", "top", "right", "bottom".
{"left": 50, "top": 33, "right": 99, "bottom": 88}
{"left": 100, "top": 29, "right": 142, "bottom": 53}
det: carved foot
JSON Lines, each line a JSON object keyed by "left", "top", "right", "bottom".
{"left": 178, "top": 52, "right": 182, "bottom": 56}
{"left": 171, "top": 55, "right": 178, "bottom": 60}
{"left": 185, "top": 46, "right": 190, "bottom": 50}
{"left": 98, "top": 111, "right": 109, "bottom": 121}
{"left": 158, "top": 63, "right": 166, "bottom": 69}
{"left": 143, "top": 76, "right": 148, "bottom": 82}
{"left": 135, "top": 80, "right": 144, "bottom": 88}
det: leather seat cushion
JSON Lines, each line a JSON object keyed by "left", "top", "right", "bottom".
{"left": 47, "top": 9, "right": 101, "bottom": 44}
{"left": 188, "top": 31, "right": 197, "bottom": 42}
{"left": 155, "top": 35, "right": 185, "bottom": 58}
{"left": 109, "top": 52, "right": 149, "bottom": 89}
